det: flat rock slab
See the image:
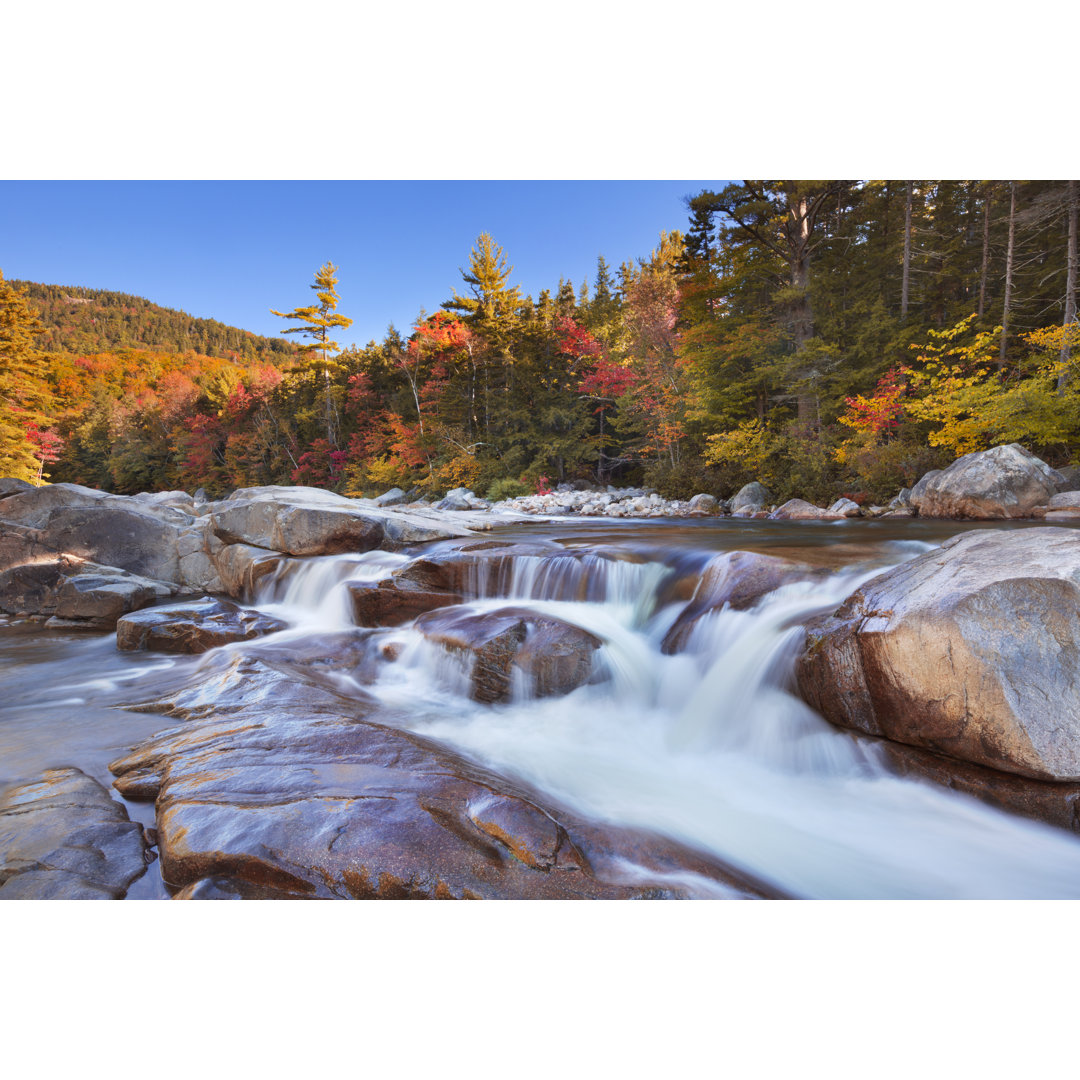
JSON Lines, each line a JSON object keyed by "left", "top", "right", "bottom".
{"left": 348, "top": 579, "right": 462, "bottom": 628}
{"left": 117, "top": 598, "right": 288, "bottom": 654}
{"left": 0, "top": 768, "right": 148, "bottom": 899}
{"left": 110, "top": 663, "right": 771, "bottom": 900}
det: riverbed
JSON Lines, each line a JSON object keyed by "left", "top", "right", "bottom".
{"left": 5, "top": 515, "right": 1080, "bottom": 899}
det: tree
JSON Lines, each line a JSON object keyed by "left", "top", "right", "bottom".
{"left": 0, "top": 271, "right": 54, "bottom": 482}
{"left": 271, "top": 262, "right": 353, "bottom": 446}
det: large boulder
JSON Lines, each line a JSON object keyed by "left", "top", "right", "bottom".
{"left": 910, "top": 443, "right": 1063, "bottom": 519}
{"left": 0, "top": 483, "right": 188, "bottom": 581}
{"left": 414, "top": 606, "right": 601, "bottom": 703}
{"left": 109, "top": 660, "right": 770, "bottom": 899}
{"left": 769, "top": 499, "right": 839, "bottom": 521}
{"left": 688, "top": 493, "right": 719, "bottom": 514}
{"left": 0, "top": 478, "right": 34, "bottom": 499}
{"left": 797, "top": 527, "right": 1080, "bottom": 782}
{"left": 116, "top": 598, "right": 288, "bottom": 654}
{"left": 0, "top": 768, "right": 148, "bottom": 899}
{"left": 731, "top": 482, "right": 771, "bottom": 513}
{"left": 212, "top": 496, "right": 385, "bottom": 556}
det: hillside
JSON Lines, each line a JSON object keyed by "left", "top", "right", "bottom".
{"left": 13, "top": 280, "right": 298, "bottom": 363}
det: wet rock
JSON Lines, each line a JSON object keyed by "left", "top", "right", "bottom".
{"left": 688, "top": 493, "right": 719, "bottom": 514}
{"left": 663, "top": 551, "right": 823, "bottom": 653}
{"left": 414, "top": 606, "right": 601, "bottom": 703}
{"left": 769, "top": 499, "right": 839, "bottom": 521}
{"left": 347, "top": 579, "right": 462, "bottom": 627}
{"left": 110, "top": 667, "right": 771, "bottom": 900}
{"left": 116, "top": 598, "right": 288, "bottom": 654}
{"left": 0, "top": 768, "right": 147, "bottom": 899}
{"left": 210, "top": 543, "right": 286, "bottom": 599}
{"left": 909, "top": 443, "right": 1063, "bottom": 519}
{"left": 731, "top": 482, "right": 772, "bottom": 513}
{"left": 877, "top": 740, "right": 1080, "bottom": 835}
{"left": 394, "top": 541, "right": 563, "bottom": 595}
{"left": 797, "top": 527, "right": 1080, "bottom": 782}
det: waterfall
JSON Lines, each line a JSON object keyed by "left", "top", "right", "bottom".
{"left": 51, "top": 531, "right": 1080, "bottom": 899}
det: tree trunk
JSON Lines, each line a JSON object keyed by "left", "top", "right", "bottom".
{"left": 978, "top": 183, "right": 992, "bottom": 318}
{"left": 901, "top": 181, "right": 913, "bottom": 320}
{"left": 1000, "top": 181, "right": 1017, "bottom": 369}
{"left": 1059, "top": 179, "right": 1078, "bottom": 392}
{"left": 790, "top": 197, "right": 817, "bottom": 425}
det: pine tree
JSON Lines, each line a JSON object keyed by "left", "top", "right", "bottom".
{"left": 271, "top": 262, "right": 353, "bottom": 446}
{"left": 0, "top": 271, "right": 53, "bottom": 481}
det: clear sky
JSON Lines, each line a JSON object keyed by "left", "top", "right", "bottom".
{"left": 0, "top": 181, "right": 724, "bottom": 349}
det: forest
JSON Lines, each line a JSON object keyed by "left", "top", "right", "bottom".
{"left": 1, "top": 180, "right": 1077, "bottom": 505}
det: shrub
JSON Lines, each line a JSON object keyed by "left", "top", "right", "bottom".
{"left": 486, "top": 477, "right": 531, "bottom": 502}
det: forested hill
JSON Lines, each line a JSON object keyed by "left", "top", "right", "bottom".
{"left": 12, "top": 281, "right": 297, "bottom": 363}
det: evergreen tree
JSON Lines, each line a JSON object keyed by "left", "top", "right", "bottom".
{"left": 271, "top": 262, "right": 353, "bottom": 446}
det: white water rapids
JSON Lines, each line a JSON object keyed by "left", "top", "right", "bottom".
{"left": 245, "top": 538, "right": 1080, "bottom": 900}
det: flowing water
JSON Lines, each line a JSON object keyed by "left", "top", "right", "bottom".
{"left": 5, "top": 516, "right": 1080, "bottom": 899}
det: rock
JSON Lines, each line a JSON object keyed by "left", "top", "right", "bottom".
{"left": 877, "top": 740, "right": 1080, "bottom": 835}
{"left": 434, "top": 487, "right": 487, "bottom": 511}
{"left": 827, "top": 498, "right": 862, "bottom": 517}
{"left": 0, "top": 557, "right": 176, "bottom": 625}
{"left": 348, "top": 579, "right": 462, "bottom": 627}
{"left": 731, "top": 482, "right": 772, "bottom": 513}
{"left": 889, "top": 488, "right": 912, "bottom": 509}
{"left": 414, "top": 606, "right": 601, "bottom": 703}
{"left": 663, "top": 551, "right": 823, "bottom": 653}
{"left": 210, "top": 543, "right": 286, "bottom": 599}
{"left": 797, "top": 527, "right": 1080, "bottom": 782}
{"left": 1055, "top": 465, "right": 1080, "bottom": 492}
{"left": 1049, "top": 490, "right": 1080, "bottom": 511}
{"left": 394, "top": 541, "right": 563, "bottom": 595}
{"left": 0, "top": 483, "right": 187, "bottom": 581}
{"left": 49, "top": 571, "right": 170, "bottom": 629}
{"left": 0, "top": 478, "right": 34, "bottom": 499}
{"left": 0, "top": 768, "right": 147, "bottom": 899}
{"left": 909, "top": 443, "right": 1063, "bottom": 519}
{"left": 212, "top": 496, "right": 384, "bottom": 556}
{"left": 373, "top": 487, "right": 407, "bottom": 507}
{"left": 688, "top": 493, "right": 719, "bottom": 514}
{"left": 109, "top": 665, "right": 771, "bottom": 899}
{"left": 116, "top": 598, "right": 288, "bottom": 654}
{"left": 769, "top": 499, "right": 839, "bottom": 521}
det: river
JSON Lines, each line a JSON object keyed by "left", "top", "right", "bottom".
{"left": 4, "top": 515, "right": 1080, "bottom": 899}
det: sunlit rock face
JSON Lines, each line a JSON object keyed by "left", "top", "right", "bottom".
{"left": 798, "top": 527, "right": 1080, "bottom": 781}
{"left": 910, "top": 443, "right": 1063, "bottom": 519}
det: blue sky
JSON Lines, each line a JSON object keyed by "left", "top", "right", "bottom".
{"left": 0, "top": 181, "right": 724, "bottom": 349}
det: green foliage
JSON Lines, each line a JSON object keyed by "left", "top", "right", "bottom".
{"left": 14, "top": 280, "right": 296, "bottom": 362}
{"left": 485, "top": 477, "right": 531, "bottom": 501}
